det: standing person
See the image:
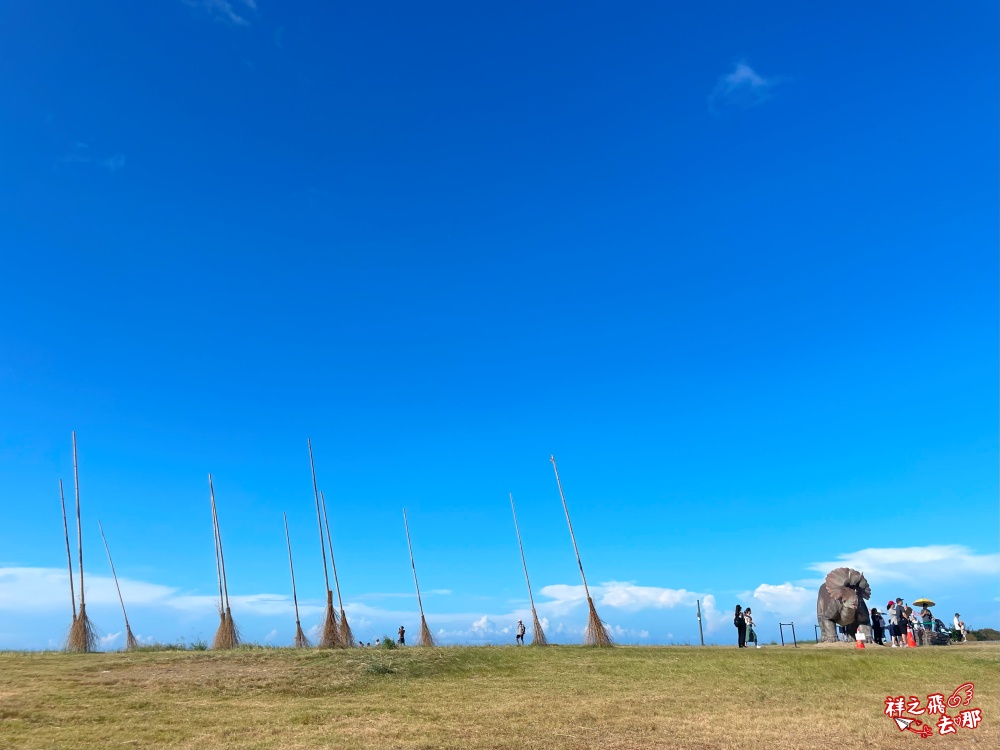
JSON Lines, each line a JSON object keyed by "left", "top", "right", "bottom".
{"left": 953, "top": 613, "right": 967, "bottom": 642}
{"left": 734, "top": 605, "right": 746, "bottom": 648}
{"left": 871, "top": 608, "right": 885, "bottom": 645}
{"left": 744, "top": 608, "right": 759, "bottom": 648}
{"left": 515, "top": 619, "right": 526, "bottom": 646}
{"left": 920, "top": 605, "right": 933, "bottom": 631}
{"left": 397, "top": 625, "right": 405, "bottom": 646}
{"left": 889, "top": 598, "right": 903, "bottom": 647}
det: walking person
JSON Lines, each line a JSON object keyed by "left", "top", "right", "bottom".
{"left": 515, "top": 619, "right": 526, "bottom": 645}
{"left": 397, "top": 625, "right": 405, "bottom": 646}
{"left": 744, "top": 608, "right": 759, "bottom": 648}
{"left": 734, "top": 605, "right": 747, "bottom": 648}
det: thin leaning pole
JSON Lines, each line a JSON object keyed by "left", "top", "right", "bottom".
{"left": 308, "top": 439, "right": 338, "bottom": 647}
{"left": 550, "top": 455, "right": 612, "bottom": 646}
{"left": 283, "top": 513, "right": 309, "bottom": 648}
{"left": 66, "top": 431, "right": 96, "bottom": 652}
{"left": 59, "top": 479, "right": 77, "bottom": 622}
{"left": 510, "top": 493, "right": 547, "bottom": 646}
{"left": 321, "top": 491, "right": 354, "bottom": 647}
{"left": 98, "top": 521, "right": 139, "bottom": 650}
{"left": 403, "top": 509, "right": 435, "bottom": 646}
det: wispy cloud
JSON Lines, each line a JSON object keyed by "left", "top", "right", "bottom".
{"left": 59, "top": 145, "right": 125, "bottom": 172}
{"left": 188, "top": 0, "right": 257, "bottom": 27}
{"left": 709, "top": 61, "right": 782, "bottom": 113}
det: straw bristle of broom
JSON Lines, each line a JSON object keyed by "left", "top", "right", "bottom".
{"left": 125, "top": 626, "right": 140, "bottom": 651}
{"left": 531, "top": 610, "right": 548, "bottom": 646}
{"left": 339, "top": 610, "right": 355, "bottom": 648}
{"left": 294, "top": 623, "right": 310, "bottom": 648}
{"left": 67, "top": 601, "right": 99, "bottom": 652}
{"left": 212, "top": 608, "right": 241, "bottom": 649}
{"left": 319, "top": 590, "right": 339, "bottom": 648}
{"left": 584, "top": 597, "right": 614, "bottom": 647}
{"left": 417, "top": 615, "right": 436, "bottom": 647}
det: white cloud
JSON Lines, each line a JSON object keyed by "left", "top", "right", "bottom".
{"left": 99, "top": 631, "right": 121, "bottom": 648}
{"left": 0, "top": 567, "right": 324, "bottom": 618}
{"left": 710, "top": 61, "right": 782, "bottom": 112}
{"left": 808, "top": 545, "right": 999, "bottom": 585}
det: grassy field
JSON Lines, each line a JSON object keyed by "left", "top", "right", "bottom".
{"left": 0, "top": 643, "right": 997, "bottom": 749}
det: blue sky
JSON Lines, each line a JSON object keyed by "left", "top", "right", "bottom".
{"left": 0, "top": 1, "right": 997, "bottom": 649}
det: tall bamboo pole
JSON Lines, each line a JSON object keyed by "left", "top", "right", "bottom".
{"left": 308, "top": 439, "right": 337, "bottom": 647}
{"left": 308, "top": 441, "right": 331, "bottom": 593}
{"left": 209, "top": 474, "right": 230, "bottom": 613}
{"left": 209, "top": 474, "right": 239, "bottom": 648}
{"left": 66, "top": 432, "right": 96, "bottom": 652}
{"left": 59, "top": 479, "right": 77, "bottom": 622}
{"left": 550, "top": 455, "right": 612, "bottom": 646}
{"left": 321, "top": 491, "right": 353, "bottom": 646}
{"left": 403, "top": 509, "right": 426, "bottom": 618}
{"left": 209, "top": 475, "right": 225, "bottom": 615}
{"left": 510, "top": 493, "right": 547, "bottom": 645}
{"left": 73, "top": 432, "right": 85, "bottom": 610}
{"left": 550, "top": 455, "right": 590, "bottom": 598}
{"left": 98, "top": 520, "right": 138, "bottom": 650}
{"left": 403, "top": 509, "right": 435, "bottom": 646}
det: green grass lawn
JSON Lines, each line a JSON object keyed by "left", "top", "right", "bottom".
{"left": 1, "top": 643, "right": 996, "bottom": 749}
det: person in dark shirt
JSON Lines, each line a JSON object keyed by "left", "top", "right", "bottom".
{"left": 397, "top": 625, "right": 405, "bottom": 646}
{"left": 734, "top": 605, "right": 746, "bottom": 648}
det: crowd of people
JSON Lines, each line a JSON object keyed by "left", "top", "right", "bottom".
{"left": 731, "top": 599, "right": 969, "bottom": 647}
{"left": 868, "top": 599, "right": 967, "bottom": 646}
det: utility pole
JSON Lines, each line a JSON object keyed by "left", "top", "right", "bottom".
{"left": 696, "top": 599, "right": 705, "bottom": 646}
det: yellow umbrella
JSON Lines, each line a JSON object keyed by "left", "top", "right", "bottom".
{"left": 913, "top": 598, "right": 936, "bottom": 607}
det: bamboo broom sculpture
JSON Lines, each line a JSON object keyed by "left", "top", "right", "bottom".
{"left": 98, "top": 521, "right": 139, "bottom": 650}
{"left": 321, "top": 491, "right": 354, "bottom": 647}
{"left": 59, "top": 479, "right": 77, "bottom": 624}
{"left": 308, "top": 440, "right": 339, "bottom": 648}
{"left": 550, "top": 455, "right": 613, "bottom": 647}
{"left": 209, "top": 474, "right": 240, "bottom": 649}
{"left": 283, "top": 513, "right": 310, "bottom": 648}
{"left": 510, "top": 493, "right": 547, "bottom": 646}
{"left": 403, "top": 509, "right": 436, "bottom": 646}
{"left": 67, "top": 432, "right": 98, "bottom": 652}
{"left": 210, "top": 476, "right": 227, "bottom": 638}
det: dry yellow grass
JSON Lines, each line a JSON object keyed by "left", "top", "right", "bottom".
{"left": 0, "top": 642, "right": 996, "bottom": 749}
